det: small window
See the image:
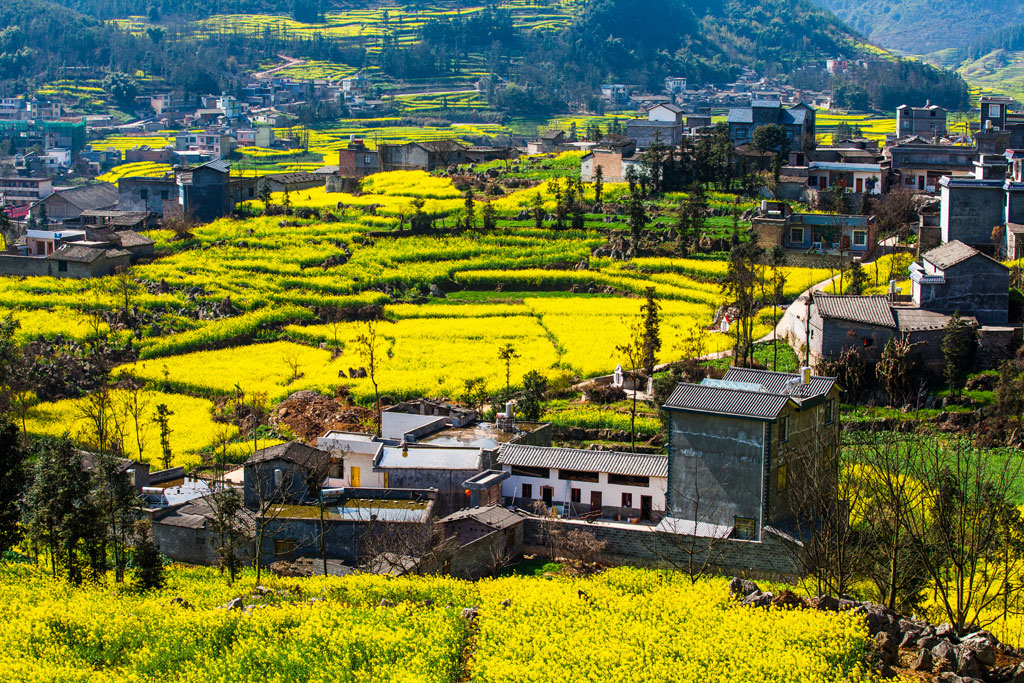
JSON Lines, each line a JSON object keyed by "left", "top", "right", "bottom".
{"left": 57, "top": 260, "right": 68, "bottom": 272}
{"left": 608, "top": 473, "right": 650, "bottom": 487}
{"left": 990, "top": 104, "right": 1002, "bottom": 118}
{"left": 825, "top": 400, "right": 835, "bottom": 425}
{"left": 853, "top": 230, "right": 867, "bottom": 247}
{"left": 777, "top": 464, "right": 788, "bottom": 492}
{"left": 790, "top": 227, "right": 804, "bottom": 244}
{"left": 511, "top": 465, "right": 548, "bottom": 478}
{"left": 779, "top": 416, "right": 789, "bottom": 443}
{"left": 570, "top": 488, "right": 581, "bottom": 503}
{"left": 521, "top": 483, "right": 532, "bottom": 500}
{"left": 274, "top": 539, "right": 296, "bottom": 560}
{"left": 140, "top": 189, "right": 148, "bottom": 200}
{"left": 621, "top": 492, "right": 633, "bottom": 508}
{"left": 558, "top": 469, "right": 599, "bottom": 483}
{"left": 863, "top": 337, "right": 873, "bottom": 347}
{"left": 161, "top": 190, "right": 169, "bottom": 200}
{"left": 733, "top": 517, "right": 757, "bottom": 540}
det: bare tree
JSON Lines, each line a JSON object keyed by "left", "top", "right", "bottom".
{"left": 206, "top": 487, "right": 253, "bottom": 585}
{"left": 360, "top": 513, "right": 456, "bottom": 576}
{"left": 109, "top": 266, "right": 141, "bottom": 328}
{"left": 549, "top": 526, "right": 607, "bottom": 574}
{"left": 118, "top": 377, "right": 151, "bottom": 460}
{"left": 355, "top": 321, "right": 384, "bottom": 435}
{"left": 615, "top": 319, "right": 647, "bottom": 452}
{"left": 902, "top": 437, "right": 1024, "bottom": 634}
{"left": 248, "top": 459, "right": 294, "bottom": 585}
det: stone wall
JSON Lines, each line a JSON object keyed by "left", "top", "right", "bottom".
{"left": 447, "top": 523, "right": 524, "bottom": 579}
{"left": 523, "top": 517, "right": 801, "bottom": 579}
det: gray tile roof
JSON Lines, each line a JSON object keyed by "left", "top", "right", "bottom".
{"left": 727, "top": 108, "right": 753, "bottom": 124}
{"left": 440, "top": 505, "right": 524, "bottom": 529}
{"left": 498, "top": 443, "right": 667, "bottom": 478}
{"left": 813, "top": 294, "right": 896, "bottom": 328}
{"left": 48, "top": 182, "right": 118, "bottom": 211}
{"left": 417, "top": 139, "right": 466, "bottom": 152}
{"left": 663, "top": 382, "right": 793, "bottom": 420}
{"left": 247, "top": 441, "right": 329, "bottom": 469}
{"left": 893, "top": 307, "right": 978, "bottom": 331}
{"left": 922, "top": 240, "right": 1007, "bottom": 271}
{"left": 46, "top": 245, "right": 107, "bottom": 263}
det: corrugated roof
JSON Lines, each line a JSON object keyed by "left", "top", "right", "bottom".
{"left": 663, "top": 382, "right": 793, "bottom": 420}
{"left": 498, "top": 443, "right": 668, "bottom": 478}
{"left": 723, "top": 367, "right": 838, "bottom": 400}
{"left": 813, "top": 294, "right": 896, "bottom": 328}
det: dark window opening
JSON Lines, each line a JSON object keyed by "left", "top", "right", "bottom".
{"left": 570, "top": 488, "right": 581, "bottom": 503}
{"left": 140, "top": 189, "right": 148, "bottom": 200}
{"left": 863, "top": 338, "right": 873, "bottom": 347}
{"left": 510, "top": 465, "right": 548, "bottom": 478}
{"left": 733, "top": 517, "right": 756, "bottom": 540}
{"left": 609, "top": 473, "right": 650, "bottom": 487}
{"left": 57, "top": 260, "right": 68, "bottom": 272}
{"left": 621, "top": 492, "right": 633, "bottom": 508}
{"left": 558, "top": 468, "right": 599, "bottom": 483}
{"left": 521, "top": 483, "right": 532, "bottom": 500}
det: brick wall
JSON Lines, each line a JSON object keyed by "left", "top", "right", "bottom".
{"left": 524, "top": 517, "right": 802, "bottom": 580}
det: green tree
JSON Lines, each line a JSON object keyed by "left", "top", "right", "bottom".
{"left": 531, "top": 192, "right": 544, "bottom": 230}
{"left": 132, "top": 519, "right": 165, "bottom": 590}
{"left": 676, "top": 183, "right": 707, "bottom": 256}
{"left": 462, "top": 187, "right": 475, "bottom": 229}
{"left": 518, "top": 370, "right": 547, "bottom": 421}
{"left": 102, "top": 72, "right": 139, "bottom": 107}
{"left": 640, "top": 287, "right": 661, "bottom": 377}
{"left": 593, "top": 165, "right": 604, "bottom": 205}
{"left": 0, "top": 420, "right": 26, "bottom": 554}
{"left": 847, "top": 260, "right": 868, "bottom": 294}
{"left": 481, "top": 200, "right": 497, "bottom": 231}
{"left": 23, "top": 437, "right": 101, "bottom": 582}
{"left": 942, "top": 312, "right": 976, "bottom": 401}
{"left": 0, "top": 313, "right": 20, "bottom": 417}
{"left": 498, "top": 343, "right": 520, "bottom": 396}
{"left": 92, "top": 450, "right": 139, "bottom": 582}
{"left": 627, "top": 187, "right": 647, "bottom": 255}
{"left": 722, "top": 241, "right": 764, "bottom": 366}
{"left": 154, "top": 404, "right": 173, "bottom": 470}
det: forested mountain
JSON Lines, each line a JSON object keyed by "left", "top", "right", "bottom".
{"left": 1, "top": 0, "right": 970, "bottom": 115}
{"left": 811, "top": 0, "right": 1024, "bottom": 54}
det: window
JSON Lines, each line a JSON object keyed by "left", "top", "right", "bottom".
{"left": 161, "top": 190, "right": 169, "bottom": 200}
{"left": 608, "top": 473, "right": 650, "bottom": 487}
{"left": 558, "top": 469, "right": 599, "bottom": 483}
{"left": 140, "top": 189, "right": 148, "bottom": 200}
{"left": 825, "top": 399, "right": 835, "bottom": 425}
{"left": 57, "top": 260, "right": 67, "bottom": 273}
{"left": 522, "top": 483, "right": 532, "bottom": 499}
{"left": 863, "top": 337, "right": 873, "bottom": 347}
{"left": 383, "top": 472, "right": 389, "bottom": 488}
{"left": 853, "top": 230, "right": 867, "bottom": 247}
{"left": 777, "top": 464, "right": 788, "bottom": 492}
{"left": 779, "top": 416, "right": 789, "bottom": 443}
{"left": 790, "top": 227, "right": 804, "bottom": 244}
{"left": 808, "top": 176, "right": 818, "bottom": 187}
{"left": 904, "top": 175, "right": 916, "bottom": 186}
{"left": 274, "top": 539, "right": 296, "bottom": 560}
{"left": 511, "top": 465, "right": 548, "bottom": 478}
{"left": 621, "top": 492, "right": 633, "bottom": 508}
{"left": 733, "top": 517, "right": 757, "bottom": 540}
{"left": 990, "top": 104, "right": 1002, "bottom": 119}
{"left": 570, "top": 488, "right": 581, "bottom": 503}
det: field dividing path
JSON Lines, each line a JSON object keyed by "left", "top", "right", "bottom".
{"left": 253, "top": 54, "right": 306, "bottom": 79}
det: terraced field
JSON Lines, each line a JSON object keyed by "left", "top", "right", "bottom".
{"left": 2, "top": 169, "right": 833, "bottom": 469}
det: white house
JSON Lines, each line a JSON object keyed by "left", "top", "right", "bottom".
{"left": 497, "top": 443, "right": 668, "bottom": 523}
{"left": 316, "top": 430, "right": 385, "bottom": 488}
{"left": 645, "top": 102, "right": 684, "bottom": 124}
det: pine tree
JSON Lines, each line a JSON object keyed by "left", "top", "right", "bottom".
{"left": 594, "top": 165, "right": 604, "bottom": 205}
{"left": 942, "top": 312, "right": 976, "bottom": 401}
{"left": 132, "top": 519, "right": 165, "bottom": 590}
{"left": 640, "top": 287, "right": 661, "bottom": 377}
{"left": 0, "top": 420, "right": 25, "bottom": 555}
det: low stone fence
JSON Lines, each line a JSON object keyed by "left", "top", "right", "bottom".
{"left": 523, "top": 517, "right": 802, "bottom": 580}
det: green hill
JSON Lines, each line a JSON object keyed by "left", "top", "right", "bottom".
{"left": 811, "top": 0, "right": 1024, "bottom": 54}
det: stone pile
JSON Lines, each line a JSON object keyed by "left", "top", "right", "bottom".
{"left": 728, "top": 578, "right": 1024, "bottom": 682}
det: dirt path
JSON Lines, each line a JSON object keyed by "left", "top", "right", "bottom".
{"left": 252, "top": 54, "right": 305, "bottom": 79}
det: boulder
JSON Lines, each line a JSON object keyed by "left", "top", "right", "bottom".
{"left": 912, "top": 648, "right": 933, "bottom": 672}
{"left": 957, "top": 650, "right": 983, "bottom": 678}
{"left": 932, "top": 641, "right": 959, "bottom": 671}
{"left": 812, "top": 594, "right": 840, "bottom": 611}
{"left": 917, "top": 635, "right": 940, "bottom": 650}
{"left": 875, "top": 632, "right": 898, "bottom": 664}
{"left": 220, "top": 597, "right": 244, "bottom": 611}
{"left": 429, "top": 283, "right": 446, "bottom": 298}
{"left": 728, "top": 577, "right": 760, "bottom": 598}
{"left": 740, "top": 591, "right": 773, "bottom": 608}
{"left": 937, "top": 674, "right": 965, "bottom": 683}
{"left": 900, "top": 629, "right": 922, "bottom": 648}
{"left": 461, "top": 606, "right": 479, "bottom": 620}
{"left": 378, "top": 599, "right": 395, "bottom": 608}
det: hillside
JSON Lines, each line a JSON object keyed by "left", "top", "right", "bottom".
{"left": 0, "top": 563, "right": 874, "bottom": 682}
{"left": 811, "top": 0, "right": 1024, "bottom": 54}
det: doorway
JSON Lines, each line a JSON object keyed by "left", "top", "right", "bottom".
{"left": 640, "top": 495, "right": 653, "bottom": 521}
{"left": 590, "top": 490, "right": 603, "bottom": 516}
{"left": 541, "top": 486, "right": 554, "bottom": 507}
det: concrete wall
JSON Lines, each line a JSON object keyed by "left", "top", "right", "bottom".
{"left": 182, "top": 168, "right": 231, "bottom": 223}
{"left": 118, "top": 179, "right": 177, "bottom": 215}
{"left": 808, "top": 309, "right": 891, "bottom": 364}
{"left": 667, "top": 412, "right": 765, "bottom": 530}
{"left": 0, "top": 253, "right": 127, "bottom": 278}
{"left": 152, "top": 522, "right": 221, "bottom": 565}
{"left": 524, "top": 517, "right": 802, "bottom": 579}
{"left": 384, "top": 468, "right": 479, "bottom": 516}
{"left": 446, "top": 522, "right": 524, "bottom": 579}
{"left": 256, "top": 516, "right": 415, "bottom": 565}
{"left": 941, "top": 184, "right": 1005, "bottom": 247}
{"left": 915, "top": 256, "right": 1009, "bottom": 324}
{"left": 243, "top": 459, "right": 318, "bottom": 509}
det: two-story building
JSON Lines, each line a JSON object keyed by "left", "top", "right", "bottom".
{"left": 726, "top": 100, "right": 815, "bottom": 149}
{"left": 662, "top": 368, "right": 841, "bottom": 540}
{"left": 896, "top": 103, "right": 947, "bottom": 138}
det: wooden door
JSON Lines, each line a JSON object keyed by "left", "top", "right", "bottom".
{"left": 590, "top": 490, "right": 603, "bottom": 516}
{"left": 855, "top": 177, "right": 863, "bottom": 194}
{"left": 350, "top": 466, "right": 361, "bottom": 487}
{"left": 541, "top": 486, "right": 554, "bottom": 506}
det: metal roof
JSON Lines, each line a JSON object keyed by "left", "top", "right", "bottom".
{"left": 46, "top": 182, "right": 118, "bottom": 211}
{"left": 812, "top": 294, "right": 896, "bottom": 328}
{"left": 498, "top": 443, "right": 668, "bottom": 478}
{"left": 723, "top": 367, "right": 838, "bottom": 400}
{"left": 663, "top": 382, "right": 793, "bottom": 420}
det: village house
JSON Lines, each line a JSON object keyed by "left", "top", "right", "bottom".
{"left": 0, "top": 176, "right": 52, "bottom": 207}
{"left": 526, "top": 130, "right": 567, "bottom": 155}
{"left": 807, "top": 160, "right": 882, "bottom": 195}
{"left": 726, "top": 100, "right": 815, "bottom": 149}
{"left": 379, "top": 140, "right": 467, "bottom": 171}
{"left": 579, "top": 139, "right": 639, "bottom": 183}
{"left": 150, "top": 497, "right": 256, "bottom": 566}
{"left": 911, "top": 240, "right": 1009, "bottom": 324}
{"left": 497, "top": 444, "right": 668, "bottom": 523}
{"left": 626, "top": 103, "right": 684, "bottom": 149}
{"left": 0, "top": 225, "right": 132, "bottom": 278}
{"left": 751, "top": 204, "right": 877, "bottom": 257}
{"left": 662, "top": 367, "right": 841, "bottom": 541}
{"left": 258, "top": 172, "right": 325, "bottom": 194}
{"left": 437, "top": 505, "right": 526, "bottom": 579}
{"left": 896, "top": 103, "right": 947, "bottom": 137}
{"left": 885, "top": 138, "right": 977, "bottom": 193}
{"left": 980, "top": 96, "right": 1024, "bottom": 148}
{"left": 174, "top": 130, "right": 235, "bottom": 159}
{"left": 30, "top": 182, "right": 118, "bottom": 222}
{"left": 337, "top": 140, "right": 380, "bottom": 178}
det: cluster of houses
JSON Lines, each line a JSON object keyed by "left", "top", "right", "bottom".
{"left": 120, "top": 369, "right": 838, "bottom": 577}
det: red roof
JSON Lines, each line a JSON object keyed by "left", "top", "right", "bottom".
{"left": 6, "top": 205, "right": 29, "bottom": 219}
